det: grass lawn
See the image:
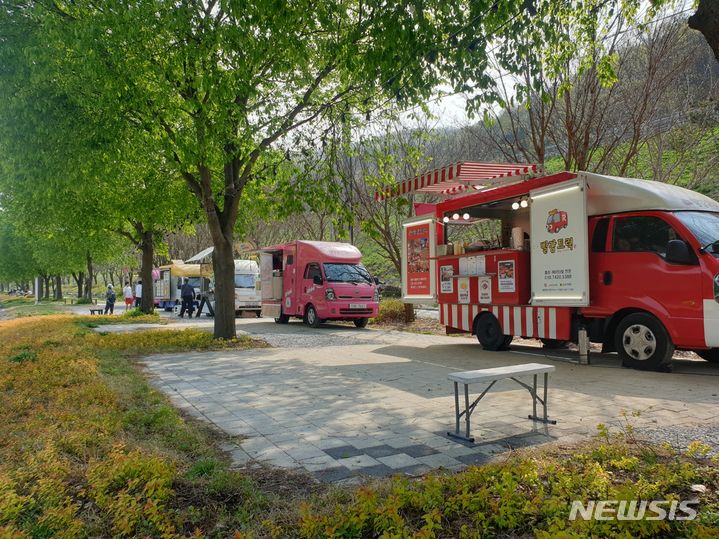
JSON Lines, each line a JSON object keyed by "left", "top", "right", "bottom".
{"left": 0, "top": 296, "right": 62, "bottom": 318}
{"left": 1, "top": 313, "right": 718, "bottom": 538}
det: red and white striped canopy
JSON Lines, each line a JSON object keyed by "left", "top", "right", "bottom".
{"left": 374, "top": 161, "right": 539, "bottom": 201}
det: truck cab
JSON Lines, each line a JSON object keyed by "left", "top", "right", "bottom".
{"left": 260, "top": 241, "right": 379, "bottom": 328}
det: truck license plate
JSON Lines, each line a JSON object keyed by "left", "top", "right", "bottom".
{"left": 349, "top": 303, "right": 367, "bottom": 309}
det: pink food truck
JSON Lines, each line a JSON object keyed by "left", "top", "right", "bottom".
{"left": 259, "top": 241, "right": 380, "bottom": 328}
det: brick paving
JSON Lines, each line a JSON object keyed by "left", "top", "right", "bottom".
{"left": 136, "top": 318, "right": 719, "bottom": 482}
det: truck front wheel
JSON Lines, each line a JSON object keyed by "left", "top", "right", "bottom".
{"left": 615, "top": 313, "right": 674, "bottom": 371}
{"left": 274, "top": 311, "right": 289, "bottom": 324}
{"left": 304, "top": 305, "right": 321, "bottom": 328}
{"left": 475, "top": 313, "right": 511, "bottom": 351}
{"left": 696, "top": 349, "right": 719, "bottom": 364}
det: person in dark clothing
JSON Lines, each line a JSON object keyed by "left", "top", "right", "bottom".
{"left": 195, "top": 282, "right": 215, "bottom": 318}
{"left": 178, "top": 279, "right": 195, "bottom": 318}
{"left": 104, "top": 284, "right": 116, "bottom": 315}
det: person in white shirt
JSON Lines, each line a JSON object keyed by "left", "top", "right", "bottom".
{"left": 135, "top": 280, "right": 142, "bottom": 307}
{"left": 122, "top": 282, "right": 134, "bottom": 311}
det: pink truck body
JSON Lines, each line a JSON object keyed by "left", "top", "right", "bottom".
{"left": 260, "top": 241, "right": 379, "bottom": 325}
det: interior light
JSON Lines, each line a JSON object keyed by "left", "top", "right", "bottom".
{"left": 473, "top": 186, "right": 482, "bottom": 190}
{"left": 443, "top": 216, "right": 450, "bottom": 223}
{"left": 511, "top": 202, "right": 520, "bottom": 210}
{"left": 452, "top": 213, "right": 460, "bottom": 220}
{"left": 520, "top": 199, "right": 528, "bottom": 208}
{"left": 462, "top": 213, "right": 470, "bottom": 220}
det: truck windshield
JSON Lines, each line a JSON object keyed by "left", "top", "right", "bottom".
{"left": 323, "top": 263, "right": 372, "bottom": 284}
{"left": 234, "top": 274, "right": 256, "bottom": 288}
{"left": 675, "top": 211, "right": 719, "bottom": 254}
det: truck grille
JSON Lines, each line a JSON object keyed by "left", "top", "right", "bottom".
{"left": 338, "top": 295, "right": 373, "bottom": 300}
{"left": 340, "top": 308, "right": 373, "bottom": 315}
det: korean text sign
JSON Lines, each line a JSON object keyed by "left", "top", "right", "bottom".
{"left": 530, "top": 179, "right": 589, "bottom": 306}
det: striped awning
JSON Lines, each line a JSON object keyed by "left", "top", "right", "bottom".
{"left": 374, "top": 161, "right": 539, "bottom": 201}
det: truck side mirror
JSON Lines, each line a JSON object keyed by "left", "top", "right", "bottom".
{"left": 666, "top": 239, "right": 692, "bottom": 264}
{"left": 374, "top": 277, "right": 380, "bottom": 285}
{"left": 313, "top": 275, "right": 323, "bottom": 285}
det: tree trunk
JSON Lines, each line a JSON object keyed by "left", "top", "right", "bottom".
{"left": 690, "top": 0, "right": 719, "bottom": 62}
{"left": 72, "top": 271, "right": 84, "bottom": 298}
{"left": 42, "top": 275, "right": 50, "bottom": 299}
{"left": 84, "top": 253, "right": 93, "bottom": 300}
{"left": 211, "top": 236, "right": 237, "bottom": 339}
{"left": 54, "top": 275, "right": 62, "bottom": 300}
{"left": 139, "top": 230, "right": 155, "bottom": 314}
{"left": 403, "top": 303, "right": 415, "bottom": 323}
{"left": 37, "top": 276, "right": 43, "bottom": 300}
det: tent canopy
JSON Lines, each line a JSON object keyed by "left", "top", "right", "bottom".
{"left": 374, "top": 161, "right": 539, "bottom": 201}
{"left": 185, "top": 247, "right": 214, "bottom": 263}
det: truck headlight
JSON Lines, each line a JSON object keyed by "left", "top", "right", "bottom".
{"left": 373, "top": 288, "right": 379, "bottom": 302}
{"left": 325, "top": 288, "right": 336, "bottom": 301}
{"left": 714, "top": 273, "right": 719, "bottom": 302}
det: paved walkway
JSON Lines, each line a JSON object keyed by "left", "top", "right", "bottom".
{"left": 136, "top": 319, "right": 719, "bottom": 483}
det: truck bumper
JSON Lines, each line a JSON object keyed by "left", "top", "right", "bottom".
{"left": 318, "top": 301, "right": 379, "bottom": 319}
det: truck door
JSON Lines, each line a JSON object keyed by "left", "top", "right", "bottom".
{"left": 301, "top": 262, "right": 324, "bottom": 312}
{"left": 591, "top": 213, "right": 703, "bottom": 346}
{"left": 283, "top": 247, "right": 297, "bottom": 315}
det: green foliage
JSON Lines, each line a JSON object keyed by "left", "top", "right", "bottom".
{"left": 122, "top": 308, "right": 158, "bottom": 319}
{"left": 371, "top": 299, "right": 408, "bottom": 324}
{"left": 7, "top": 349, "right": 37, "bottom": 364}
{"left": 298, "top": 434, "right": 712, "bottom": 538}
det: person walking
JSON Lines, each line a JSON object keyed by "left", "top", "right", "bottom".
{"left": 122, "top": 282, "right": 134, "bottom": 311}
{"left": 134, "top": 280, "right": 142, "bottom": 308}
{"left": 195, "top": 280, "right": 215, "bottom": 318}
{"left": 178, "top": 279, "right": 195, "bottom": 318}
{"left": 104, "top": 284, "right": 116, "bottom": 315}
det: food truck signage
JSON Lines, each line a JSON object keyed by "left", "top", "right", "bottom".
{"left": 402, "top": 217, "right": 437, "bottom": 303}
{"left": 530, "top": 179, "right": 589, "bottom": 307}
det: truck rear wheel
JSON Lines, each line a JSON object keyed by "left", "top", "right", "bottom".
{"left": 475, "top": 313, "right": 511, "bottom": 351}
{"left": 615, "top": 313, "right": 674, "bottom": 371}
{"left": 304, "top": 304, "right": 321, "bottom": 328}
{"left": 696, "top": 349, "right": 719, "bottom": 364}
{"left": 354, "top": 318, "right": 369, "bottom": 328}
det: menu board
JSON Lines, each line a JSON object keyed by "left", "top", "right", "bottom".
{"left": 402, "top": 217, "right": 437, "bottom": 303}
{"left": 440, "top": 265, "right": 454, "bottom": 293}
{"left": 457, "top": 277, "right": 470, "bottom": 304}
{"left": 458, "top": 255, "right": 486, "bottom": 276}
{"left": 406, "top": 223, "right": 431, "bottom": 295}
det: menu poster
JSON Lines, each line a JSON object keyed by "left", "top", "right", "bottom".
{"left": 406, "top": 223, "right": 431, "bottom": 296}
{"left": 498, "top": 260, "right": 516, "bottom": 293}
{"left": 440, "top": 265, "right": 454, "bottom": 294}
{"left": 479, "top": 276, "right": 492, "bottom": 304}
{"left": 457, "top": 277, "right": 470, "bottom": 304}
{"left": 458, "top": 257, "right": 469, "bottom": 276}
{"left": 476, "top": 255, "right": 486, "bottom": 275}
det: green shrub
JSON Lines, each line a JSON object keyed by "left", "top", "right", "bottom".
{"left": 75, "top": 297, "right": 93, "bottom": 305}
{"left": 371, "top": 299, "right": 409, "bottom": 323}
{"left": 380, "top": 285, "right": 402, "bottom": 298}
{"left": 8, "top": 349, "right": 37, "bottom": 363}
{"left": 122, "top": 307, "right": 158, "bottom": 318}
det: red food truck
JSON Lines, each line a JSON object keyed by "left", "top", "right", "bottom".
{"left": 377, "top": 162, "right": 719, "bottom": 371}
{"left": 259, "top": 241, "right": 380, "bottom": 328}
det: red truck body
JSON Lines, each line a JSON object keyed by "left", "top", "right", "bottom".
{"left": 397, "top": 165, "right": 719, "bottom": 370}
